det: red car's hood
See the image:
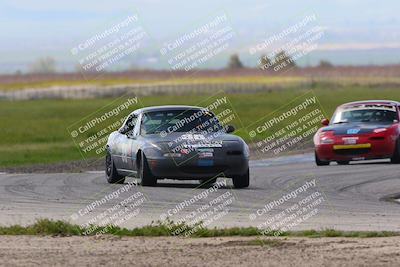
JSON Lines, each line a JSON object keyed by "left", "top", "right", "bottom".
{"left": 321, "top": 122, "right": 394, "bottom": 135}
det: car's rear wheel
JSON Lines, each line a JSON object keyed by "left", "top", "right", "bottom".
{"left": 233, "top": 168, "right": 249, "bottom": 189}
{"left": 105, "top": 151, "right": 125, "bottom": 184}
{"left": 315, "top": 151, "right": 330, "bottom": 166}
{"left": 337, "top": 161, "right": 350, "bottom": 165}
{"left": 138, "top": 152, "right": 157, "bottom": 186}
{"left": 390, "top": 138, "right": 400, "bottom": 164}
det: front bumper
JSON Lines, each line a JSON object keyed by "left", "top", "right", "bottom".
{"left": 315, "top": 135, "right": 396, "bottom": 161}
{"left": 146, "top": 154, "right": 249, "bottom": 179}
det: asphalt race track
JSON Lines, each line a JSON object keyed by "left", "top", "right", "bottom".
{"left": 0, "top": 153, "right": 399, "bottom": 232}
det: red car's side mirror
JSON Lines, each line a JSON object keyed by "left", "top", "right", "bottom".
{"left": 321, "top": 118, "right": 330, "bottom": 126}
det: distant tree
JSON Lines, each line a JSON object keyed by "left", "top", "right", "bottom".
{"left": 227, "top": 54, "right": 244, "bottom": 69}
{"left": 258, "top": 55, "right": 273, "bottom": 71}
{"left": 318, "top": 60, "right": 334, "bottom": 68}
{"left": 75, "top": 64, "right": 84, "bottom": 73}
{"left": 29, "top": 57, "right": 57, "bottom": 74}
{"left": 273, "top": 50, "right": 296, "bottom": 72}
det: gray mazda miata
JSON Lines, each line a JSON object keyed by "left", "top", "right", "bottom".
{"left": 105, "top": 105, "right": 250, "bottom": 188}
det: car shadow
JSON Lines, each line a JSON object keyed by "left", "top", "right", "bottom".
{"left": 154, "top": 181, "right": 233, "bottom": 190}
{"left": 337, "top": 160, "right": 392, "bottom": 166}
{"left": 124, "top": 177, "right": 234, "bottom": 189}
{"left": 154, "top": 182, "right": 201, "bottom": 188}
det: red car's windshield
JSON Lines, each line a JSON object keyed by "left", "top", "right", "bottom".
{"left": 332, "top": 105, "right": 398, "bottom": 124}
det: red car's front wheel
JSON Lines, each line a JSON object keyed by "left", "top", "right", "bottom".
{"left": 315, "top": 151, "right": 330, "bottom": 166}
{"left": 390, "top": 138, "right": 400, "bottom": 164}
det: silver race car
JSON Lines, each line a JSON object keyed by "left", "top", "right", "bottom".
{"left": 105, "top": 105, "right": 250, "bottom": 188}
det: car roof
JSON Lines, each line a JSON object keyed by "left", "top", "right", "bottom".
{"left": 134, "top": 105, "right": 204, "bottom": 114}
{"left": 339, "top": 100, "right": 400, "bottom": 108}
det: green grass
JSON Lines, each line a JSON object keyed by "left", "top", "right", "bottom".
{"left": 294, "top": 229, "right": 398, "bottom": 238}
{"left": 0, "top": 219, "right": 398, "bottom": 238}
{"left": 0, "top": 83, "right": 399, "bottom": 167}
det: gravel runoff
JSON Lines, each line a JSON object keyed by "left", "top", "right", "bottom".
{"left": 0, "top": 235, "right": 399, "bottom": 267}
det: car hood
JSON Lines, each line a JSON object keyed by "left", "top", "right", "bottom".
{"left": 322, "top": 122, "right": 393, "bottom": 135}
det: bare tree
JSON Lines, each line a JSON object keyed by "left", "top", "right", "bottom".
{"left": 275, "top": 51, "right": 296, "bottom": 67}
{"left": 318, "top": 60, "right": 334, "bottom": 68}
{"left": 29, "top": 57, "right": 57, "bottom": 74}
{"left": 259, "top": 55, "right": 273, "bottom": 71}
{"left": 227, "top": 54, "right": 244, "bottom": 69}
{"left": 272, "top": 50, "right": 296, "bottom": 72}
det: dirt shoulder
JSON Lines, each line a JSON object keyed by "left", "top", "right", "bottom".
{"left": 0, "top": 235, "right": 399, "bottom": 267}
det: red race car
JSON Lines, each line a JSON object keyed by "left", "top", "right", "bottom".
{"left": 314, "top": 100, "right": 400, "bottom": 166}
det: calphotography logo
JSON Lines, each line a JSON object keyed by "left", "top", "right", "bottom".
{"left": 158, "top": 91, "right": 245, "bottom": 167}
{"left": 157, "top": 178, "right": 237, "bottom": 237}
{"left": 246, "top": 91, "right": 326, "bottom": 157}
{"left": 67, "top": 95, "right": 142, "bottom": 161}
{"left": 159, "top": 12, "right": 236, "bottom": 76}
{"left": 249, "top": 13, "right": 325, "bottom": 72}
{"left": 71, "top": 13, "right": 150, "bottom": 79}
{"left": 69, "top": 181, "right": 148, "bottom": 236}
{"left": 249, "top": 178, "right": 329, "bottom": 236}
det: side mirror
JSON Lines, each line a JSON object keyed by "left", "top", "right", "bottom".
{"left": 120, "top": 126, "right": 135, "bottom": 138}
{"left": 321, "top": 118, "right": 330, "bottom": 126}
{"left": 126, "top": 132, "right": 136, "bottom": 139}
{"left": 225, "top": 125, "right": 235, "bottom": 133}
{"left": 119, "top": 126, "right": 128, "bottom": 134}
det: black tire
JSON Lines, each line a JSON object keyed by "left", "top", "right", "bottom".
{"left": 138, "top": 152, "right": 157, "bottom": 186}
{"left": 233, "top": 168, "right": 250, "bottom": 189}
{"left": 105, "top": 151, "right": 125, "bottom": 184}
{"left": 390, "top": 138, "right": 400, "bottom": 164}
{"left": 337, "top": 161, "right": 350, "bottom": 165}
{"left": 315, "top": 151, "right": 330, "bottom": 166}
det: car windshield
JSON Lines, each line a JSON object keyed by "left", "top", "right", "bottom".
{"left": 332, "top": 105, "right": 398, "bottom": 124}
{"left": 141, "top": 109, "right": 223, "bottom": 135}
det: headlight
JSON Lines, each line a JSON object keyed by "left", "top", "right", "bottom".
{"left": 373, "top": 128, "right": 387, "bottom": 133}
{"left": 321, "top": 138, "right": 334, "bottom": 144}
{"left": 319, "top": 131, "right": 334, "bottom": 144}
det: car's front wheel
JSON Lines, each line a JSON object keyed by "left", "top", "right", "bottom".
{"left": 138, "top": 152, "right": 157, "bottom": 186}
{"left": 105, "top": 151, "right": 125, "bottom": 184}
{"left": 233, "top": 168, "right": 249, "bottom": 189}
{"left": 315, "top": 151, "right": 330, "bottom": 166}
{"left": 390, "top": 138, "right": 400, "bottom": 164}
